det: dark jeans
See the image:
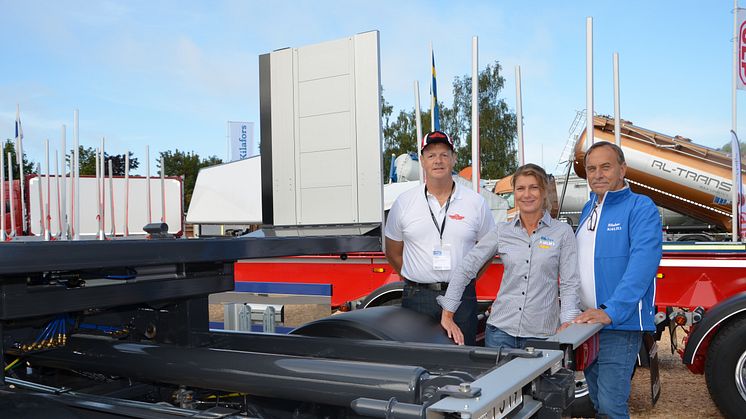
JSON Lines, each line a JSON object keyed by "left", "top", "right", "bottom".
{"left": 401, "top": 280, "right": 477, "bottom": 345}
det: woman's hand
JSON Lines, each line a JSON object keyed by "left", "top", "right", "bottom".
{"left": 441, "top": 310, "right": 464, "bottom": 345}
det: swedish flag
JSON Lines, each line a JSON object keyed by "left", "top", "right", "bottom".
{"left": 431, "top": 50, "right": 440, "bottom": 131}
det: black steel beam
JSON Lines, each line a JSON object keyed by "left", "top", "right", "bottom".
{"left": 259, "top": 52, "right": 274, "bottom": 226}
{"left": 196, "top": 330, "right": 498, "bottom": 376}
{"left": 0, "top": 235, "right": 380, "bottom": 276}
{"left": 0, "top": 275, "right": 232, "bottom": 320}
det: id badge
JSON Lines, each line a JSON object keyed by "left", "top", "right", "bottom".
{"left": 432, "top": 243, "right": 452, "bottom": 271}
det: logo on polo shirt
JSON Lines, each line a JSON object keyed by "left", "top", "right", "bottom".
{"left": 448, "top": 213, "right": 464, "bottom": 220}
{"left": 607, "top": 222, "right": 623, "bottom": 232}
{"left": 538, "top": 236, "right": 555, "bottom": 249}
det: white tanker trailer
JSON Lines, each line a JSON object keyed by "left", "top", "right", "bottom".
{"left": 573, "top": 116, "right": 742, "bottom": 235}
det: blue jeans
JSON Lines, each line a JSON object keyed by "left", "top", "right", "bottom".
{"left": 485, "top": 325, "right": 545, "bottom": 349}
{"left": 401, "top": 280, "right": 477, "bottom": 345}
{"left": 584, "top": 329, "right": 642, "bottom": 419}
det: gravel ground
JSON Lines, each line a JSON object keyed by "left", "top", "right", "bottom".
{"left": 627, "top": 331, "right": 721, "bottom": 419}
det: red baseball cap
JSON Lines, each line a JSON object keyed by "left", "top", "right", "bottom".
{"left": 421, "top": 130, "right": 454, "bottom": 153}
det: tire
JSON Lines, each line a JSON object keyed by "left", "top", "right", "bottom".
{"left": 359, "top": 282, "right": 403, "bottom": 308}
{"left": 704, "top": 316, "right": 746, "bottom": 419}
{"left": 291, "top": 306, "right": 453, "bottom": 344}
{"left": 676, "top": 234, "right": 713, "bottom": 242}
{"left": 569, "top": 371, "right": 596, "bottom": 418}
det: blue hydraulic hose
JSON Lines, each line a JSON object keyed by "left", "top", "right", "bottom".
{"left": 35, "top": 320, "right": 55, "bottom": 343}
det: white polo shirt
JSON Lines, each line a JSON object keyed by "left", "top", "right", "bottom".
{"left": 385, "top": 181, "right": 495, "bottom": 283}
{"left": 577, "top": 199, "right": 604, "bottom": 310}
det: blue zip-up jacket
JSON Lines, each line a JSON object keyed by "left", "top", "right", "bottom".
{"left": 577, "top": 185, "right": 662, "bottom": 331}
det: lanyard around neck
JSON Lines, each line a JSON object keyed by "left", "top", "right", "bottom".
{"left": 424, "top": 182, "right": 455, "bottom": 242}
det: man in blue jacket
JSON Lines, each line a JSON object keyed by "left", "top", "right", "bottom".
{"left": 572, "top": 141, "right": 662, "bottom": 419}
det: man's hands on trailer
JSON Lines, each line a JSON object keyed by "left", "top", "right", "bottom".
{"left": 572, "top": 308, "right": 612, "bottom": 325}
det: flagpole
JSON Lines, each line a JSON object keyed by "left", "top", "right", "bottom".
{"left": 414, "top": 81, "right": 424, "bottom": 184}
{"left": 430, "top": 42, "right": 435, "bottom": 132}
{"left": 0, "top": 148, "right": 6, "bottom": 241}
{"left": 734, "top": 0, "right": 739, "bottom": 134}
{"left": 94, "top": 147, "right": 102, "bottom": 239}
{"left": 15, "top": 104, "right": 27, "bottom": 234}
{"left": 7, "top": 154, "right": 15, "bottom": 237}
{"left": 100, "top": 138, "right": 106, "bottom": 236}
{"left": 73, "top": 109, "right": 80, "bottom": 240}
{"left": 586, "top": 17, "right": 594, "bottom": 150}
{"left": 146, "top": 145, "right": 152, "bottom": 224}
{"left": 733, "top": 0, "right": 739, "bottom": 241}
{"left": 95, "top": 148, "right": 102, "bottom": 240}
{"left": 160, "top": 155, "right": 166, "bottom": 224}
{"left": 124, "top": 151, "right": 130, "bottom": 237}
{"left": 55, "top": 150, "right": 61, "bottom": 238}
{"left": 44, "top": 140, "right": 51, "bottom": 241}
{"left": 613, "top": 52, "right": 621, "bottom": 147}
{"left": 60, "top": 125, "right": 67, "bottom": 239}
{"left": 36, "top": 163, "right": 44, "bottom": 237}
{"left": 109, "top": 159, "right": 116, "bottom": 236}
{"left": 515, "top": 65, "right": 525, "bottom": 166}
{"left": 471, "top": 36, "right": 480, "bottom": 193}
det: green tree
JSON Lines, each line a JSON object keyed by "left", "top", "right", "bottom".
{"left": 76, "top": 146, "right": 97, "bottom": 175}
{"left": 105, "top": 152, "right": 139, "bottom": 175}
{"left": 2, "top": 139, "right": 35, "bottom": 177}
{"left": 380, "top": 60, "right": 517, "bottom": 181}
{"left": 450, "top": 61, "right": 517, "bottom": 178}
{"left": 158, "top": 149, "right": 222, "bottom": 207}
{"left": 720, "top": 140, "right": 746, "bottom": 160}
{"left": 73, "top": 146, "right": 139, "bottom": 176}
{"left": 380, "top": 98, "right": 436, "bottom": 181}
{"left": 381, "top": 99, "right": 418, "bottom": 181}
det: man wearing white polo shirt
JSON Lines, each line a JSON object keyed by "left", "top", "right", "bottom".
{"left": 384, "top": 130, "right": 495, "bottom": 345}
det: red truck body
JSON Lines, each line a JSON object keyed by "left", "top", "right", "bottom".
{"left": 234, "top": 244, "right": 746, "bottom": 375}
{"left": 1, "top": 180, "right": 23, "bottom": 236}
{"left": 235, "top": 245, "right": 746, "bottom": 316}
{"left": 235, "top": 254, "right": 504, "bottom": 308}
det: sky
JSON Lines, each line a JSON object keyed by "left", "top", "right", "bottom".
{"left": 0, "top": 0, "right": 742, "bottom": 175}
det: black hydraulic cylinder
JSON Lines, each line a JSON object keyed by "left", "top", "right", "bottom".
{"left": 350, "top": 397, "right": 425, "bottom": 419}
{"left": 28, "top": 335, "right": 428, "bottom": 407}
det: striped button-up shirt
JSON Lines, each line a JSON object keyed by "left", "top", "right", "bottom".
{"left": 438, "top": 211, "right": 581, "bottom": 337}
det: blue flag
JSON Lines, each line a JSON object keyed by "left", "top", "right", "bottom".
{"left": 15, "top": 106, "right": 23, "bottom": 141}
{"left": 431, "top": 50, "right": 440, "bottom": 131}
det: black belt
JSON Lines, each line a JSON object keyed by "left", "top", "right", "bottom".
{"left": 403, "top": 278, "right": 448, "bottom": 291}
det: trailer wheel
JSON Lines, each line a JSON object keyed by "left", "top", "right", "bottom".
{"left": 705, "top": 316, "right": 746, "bottom": 418}
{"left": 675, "top": 234, "right": 713, "bottom": 242}
{"left": 359, "top": 282, "right": 403, "bottom": 309}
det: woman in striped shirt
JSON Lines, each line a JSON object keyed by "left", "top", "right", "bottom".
{"left": 438, "top": 163, "right": 581, "bottom": 347}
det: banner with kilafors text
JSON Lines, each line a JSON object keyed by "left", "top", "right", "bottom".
{"left": 228, "top": 121, "right": 256, "bottom": 162}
